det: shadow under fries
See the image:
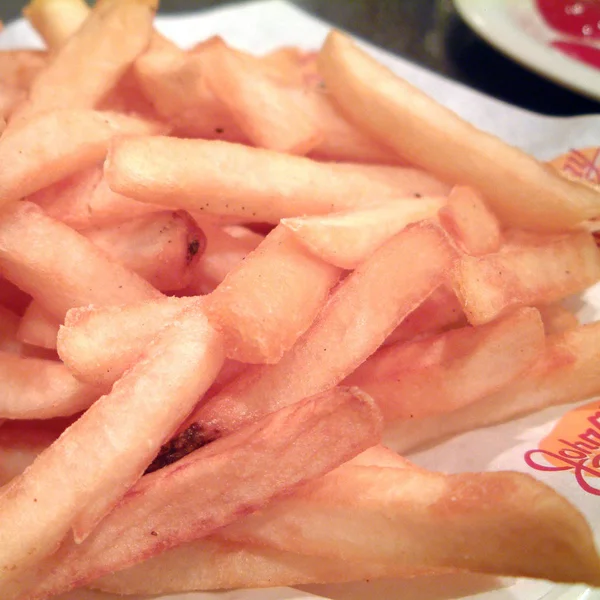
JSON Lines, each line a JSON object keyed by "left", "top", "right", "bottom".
{"left": 300, "top": 572, "right": 506, "bottom": 600}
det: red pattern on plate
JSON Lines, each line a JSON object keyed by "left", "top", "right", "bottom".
{"left": 536, "top": 0, "right": 600, "bottom": 39}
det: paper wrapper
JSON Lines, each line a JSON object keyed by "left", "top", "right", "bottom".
{"left": 2, "top": 2, "right": 599, "bottom": 600}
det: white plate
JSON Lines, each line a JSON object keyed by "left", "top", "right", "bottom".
{"left": 453, "top": 0, "right": 600, "bottom": 101}
{"left": 3, "top": 2, "right": 600, "bottom": 599}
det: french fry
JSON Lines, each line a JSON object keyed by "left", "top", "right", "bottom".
{"left": 282, "top": 197, "right": 445, "bottom": 269}
{"left": 93, "top": 537, "right": 387, "bottom": 593}
{"left": 9, "top": 0, "right": 155, "bottom": 130}
{"left": 290, "top": 88, "right": 404, "bottom": 165}
{"left": 23, "top": 0, "right": 90, "bottom": 50}
{"left": 187, "top": 220, "right": 264, "bottom": 295}
{"left": 162, "top": 222, "right": 454, "bottom": 460}
{"left": 0, "top": 305, "right": 224, "bottom": 593}
{"left": 105, "top": 136, "right": 451, "bottom": 223}
{"left": 0, "top": 109, "right": 164, "bottom": 206}
{"left": 220, "top": 465, "right": 600, "bottom": 586}
{"left": 30, "top": 165, "right": 166, "bottom": 230}
{"left": 134, "top": 37, "right": 248, "bottom": 142}
{"left": 438, "top": 186, "right": 502, "bottom": 255}
{"left": 205, "top": 225, "right": 342, "bottom": 363}
{"left": 14, "top": 387, "right": 382, "bottom": 599}
{"left": 386, "top": 320, "right": 600, "bottom": 454}
{"left": 344, "top": 307, "right": 545, "bottom": 421}
{"left": 538, "top": 303, "right": 579, "bottom": 334}
{"left": 318, "top": 31, "right": 600, "bottom": 231}
{"left": 201, "top": 42, "right": 322, "bottom": 155}
{"left": 0, "top": 202, "right": 162, "bottom": 321}
{"left": 384, "top": 284, "right": 466, "bottom": 345}
{"left": 0, "top": 351, "right": 104, "bottom": 419}
{"left": 82, "top": 211, "right": 205, "bottom": 291}
{"left": 57, "top": 297, "right": 194, "bottom": 386}
{"left": 17, "top": 302, "right": 60, "bottom": 350}
{"left": 452, "top": 231, "right": 600, "bottom": 325}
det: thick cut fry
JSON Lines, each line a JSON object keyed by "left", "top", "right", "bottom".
{"left": 10, "top": 0, "right": 154, "bottom": 129}
{"left": 23, "top": 0, "right": 90, "bottom": 50}
{"left": 289, "top": 88, "right": 404, "bottom": 165}
{"left": 82, "top": 211, "right": 205, "bottom": 291}
{"left": 386, "top": 321, "right": 600, "bottom": 454}
{"left": 452, "top": 231, "right": 600, "bottom": 325}
{"left": 282, "top": 198, "right": 445, "bottom": 269}
{"left": 94, "top": 537, "right": 390, "bottom": 593}
{"left": 205, "top": 225, "right": 342, "bottom": 363}
{"left": 165, "top": 223, "right": 453, "bottom": 458}
{"left": 17, "top": 302, "right": 60, "bottom": 349}
{"left": 134, "top": 38, "right": 248, "bottom": 142}
{"left": 30, "top": 166, "right": 166, "bottom": 230}
{"left": 0, "top": 110, "right": 164, "bottom": 206}
{"left": 220, "top": 466, "right": 600, "bottom": 586}
{"left": 57, "top": 297, "right": 194, "bottom": 386}
{"left": 0, "top": 202, "right": 162, "bottom": 321}
{"left": 14, "top": 387, "right": 381, "bottom": 599}
{"left": 187, "top": 221, "right": 263, "bottom": 295}
{"left": 318, "top": 31, "right": 600, "bottom": 231}
{"left": 202, "top": 43, "right": 322, "bottom": 155}
{"left": 538, "top": 303, "right": 579, "bottom": 334}
{"left": 344, "top": 307, "right": 545, "bottom": 421}
{"left": 0, "top": 306, "right": 224, "bottom": 591}
{"left": 0, "top": 351, "right": 103, "bottom": 419}
{"left": 438, "top": 186, "right": 502, "bottom": 255}
{"left": 385, "top": 284, "right": 466, "bottom": 345}
{"left": 105, "top": 136, "right": 451, "bottom": 223}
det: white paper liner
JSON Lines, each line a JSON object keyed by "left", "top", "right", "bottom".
{"left": 3, "top": 2, "right": 600, "bottom": 599}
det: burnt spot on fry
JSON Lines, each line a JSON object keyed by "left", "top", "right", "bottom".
{"left": 187, "top": 239, "right": 200, "bottom": 259}
{"left": 145, "top": 423, "right": 218, "bottom": 473}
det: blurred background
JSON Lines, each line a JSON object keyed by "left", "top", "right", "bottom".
{"left": 1, "top": 0, "right": 599, "bottom": 116}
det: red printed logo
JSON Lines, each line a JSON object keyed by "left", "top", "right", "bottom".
{"left": 524, "top": 400, "right": 600, "bottom": 496}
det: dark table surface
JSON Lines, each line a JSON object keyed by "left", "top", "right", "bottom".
{"left": 2, "top": 0, "right": 599, "bottom": 117}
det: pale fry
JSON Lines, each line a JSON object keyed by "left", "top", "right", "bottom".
{"left": 344, "top": 307, "right": 545, "bottom": 421}
{"left": 0, "top": 110, "right": 164, "bottom": 206}
{"left": 82, "top": 211, "right": 205, "bottom": 292}
{"left": 438, "top": 186, "right": 502, "bottom": 255}
{"left": 57, "top": 297, "right": 194, "bottom": 386}
{"left": 0, "top": 306, "right": 224, "bottom": 592}
{"left": 0, "top": 351, "right": 103, "bottom": 419}
{"left": 201, "top": 42, "right": 322, "bottom": 155}
{"left": 318, "top": 31, "right": 600, "bottom": 231}
{"left": 105, "top": 136, "right": 451, "bottom": 223}
{"left": 23, "top": 0, "right": 90, "bottom": 50}
{"left": 187, "top": 220, "right": 263, "bottom": 295}
{"left": 386, "top": 320, "right": 600, "bottom": 454}
{"left": 452, "top": 231, "right": 600, "bottom": 325}
{"left": 221, "top": 465, "right": 600, "bottom": 586}
{"left": 384, "top": 284, "right": 466, "bottom": 345}
{"left": 0, "top": 202, "right": 162, "bottom": 321}
{"left": 17, "top": 302, "right": 60, "bottom": 350}
{"left": 538, "top": 303, "right": 579, "bottom": 334}
{"left": 30, "top": 166, "right": 166, "bottom": 230}
{"left": 170, "top": 222, "right": 454, "bottom": 453}
{"left": 282, "top": 198, "right": 446, "bottom": 269}
{"left": 94, "top": 538, "right": 389, "bottom": 593}
{"left": 16, "top": 388, "right": 381, "bottom": 599}
{"left": 205, "top": 225, "right": 342, "bottom": 363}
{"left": 10, "top": 0, "right": 155, "bottom": 130}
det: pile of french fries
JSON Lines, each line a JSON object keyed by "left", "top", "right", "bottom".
{"left": 0, "top": 0, "right": 599, "bottom": 598}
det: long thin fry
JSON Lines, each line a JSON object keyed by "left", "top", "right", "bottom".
{"left": 318, "top": 31, "right": 600, "bottom": 231}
